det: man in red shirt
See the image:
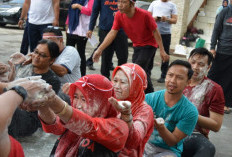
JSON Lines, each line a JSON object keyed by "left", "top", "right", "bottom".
{"left": 182, "top": 48, "right": 225, "bottom": 157}
{"left": 93, "top": 0, "right": 169, "bottom": 94}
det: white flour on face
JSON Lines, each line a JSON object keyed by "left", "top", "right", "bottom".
{"left": 194, "top": 66, "right": 208, "bottom": 81}
{"left": 187, "top": 79, "right": 213, "bottom": 109}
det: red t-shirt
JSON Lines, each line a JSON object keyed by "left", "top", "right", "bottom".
{"left": 112, "top": 7, "right": 158, "bottom": 48}
{"left": 8, "top": 136, "right": 24, "bottom": 157}
{"left": 119, "top": 103, "right": 154, "bottom": 157}
{"left": 183, "top": 77, "right": 225, "bottom": 137}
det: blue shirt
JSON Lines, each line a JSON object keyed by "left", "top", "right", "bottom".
{"left": 89, "top": 0, "right": 118, "bottom": 31}
{"left": 145, "top": 90, "right": 198, "bottom": 157}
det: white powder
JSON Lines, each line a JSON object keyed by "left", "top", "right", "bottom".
{"left": 156, "top": 118, "right": 165, "bottom": 124}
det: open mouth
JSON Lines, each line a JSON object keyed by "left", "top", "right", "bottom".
{"left": 168, "top": 85, "right": 176, "bottom": 90}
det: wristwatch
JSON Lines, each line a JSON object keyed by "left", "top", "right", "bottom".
{"left": 9, "top": 86, "right": 27, "bottom": 101}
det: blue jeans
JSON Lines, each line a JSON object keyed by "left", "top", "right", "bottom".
{"left": 28, "top": 23, "right": 51, "bottom": 52}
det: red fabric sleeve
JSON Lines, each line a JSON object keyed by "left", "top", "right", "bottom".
{"left": 145, "top": 12, "right": 157, "bottom": 33}
{"left": 40, "top": 116, "right": 66, "bottom": 136}
{"left": 122, "top": 104, "right": 154, "bottom": 156}
{"left": 64, "top": 108, "right": 129, "bottom": 152}
{"left": 81, "top": 0, "right": 94, "bottom": 16}
{"left": 209, "top": 82, "right": 225, "bottom": 115}
{"left": 112, "top": 11, "right": 121, "bottom": 30}
{"left": 8, "top": 136, "right": 24, "bottom": 157}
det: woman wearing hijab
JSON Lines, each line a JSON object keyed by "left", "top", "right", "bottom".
{"left": 109, "top": 63, "right": 154, "bottom": 157}
{"left": 35, "top": 74, "right": 129, "bottom": 156}
{"left": 66, "top": 0, "right": 94, "bottom": 76}
{"left": 216, "top": 0, "right": 228, "bottom": 16}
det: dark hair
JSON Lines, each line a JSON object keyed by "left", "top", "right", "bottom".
{"left": 168, "top": 59, "right": 193, "bottom": 80}
{"left": 38, "top": 39, "right": 60, "bottom": 59}
{"left": 189, "top": 48, "right": 213, "bottom": 65}
{"left": 43, "top": 26, "right": 63, "bottom": 37}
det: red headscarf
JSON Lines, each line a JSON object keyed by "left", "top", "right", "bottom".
{"left": 112, "top": 63, "right": 147, "bottom": 115}
{"left": 69, "top": 74, "right": 117, "bottom": 118}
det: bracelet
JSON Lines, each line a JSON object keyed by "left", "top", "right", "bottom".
{"left": 19, "top": 17, "right": 24, "bottom": 21}
{"left": 56, "top": 102, "right": 68, "bottom": 116}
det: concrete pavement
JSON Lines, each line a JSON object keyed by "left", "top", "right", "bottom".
{"left": 0, "top": 26, "right": 231, "bottom": 157}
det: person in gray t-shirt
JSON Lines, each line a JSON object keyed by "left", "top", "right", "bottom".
{"left": 148, "top": 0, "right": 177, "bottom": 83}
{"left": 43, "top": 26, "right": 81, "bottom": 86}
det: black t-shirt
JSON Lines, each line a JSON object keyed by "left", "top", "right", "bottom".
{"left": 77, "top": 138, "right": 118, "bottom": 157}
{"left": 32, "top": 69, "right": 60, "bottom": 94}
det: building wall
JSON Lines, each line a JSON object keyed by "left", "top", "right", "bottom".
{"left": 170, "top": 0, "right": 190, "bottom": 50}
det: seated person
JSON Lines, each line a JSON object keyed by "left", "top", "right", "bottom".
{"left": 13, "top": 39, "right": 61, "bottom": 93}
{"left": 32, "top": 74, "right": 129, "bottom": 156}
{"left": 5, "top": 39, "right": 61, "bottom": 138}
{"left": 182, "top": 48, "right": 225, "bottom": 157}
{"left": 42, "top": 26, "right": 81, "bottom": 86}
{"left": 108, "top": 63, "right": 154, "bottom": 157}
{"left": 0, "top": 77, "right": 54, "bottom": 157}
{"left": 144, "top": 60, "right": 198, "bottom": 157}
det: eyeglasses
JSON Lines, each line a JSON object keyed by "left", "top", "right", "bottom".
{"left": 47, "top": 25, "right": 60, "bottom": 29}
{"left": 34, "top": 50, "right": 50, "bottom": 58}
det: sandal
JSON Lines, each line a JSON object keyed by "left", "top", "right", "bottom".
{"left": 224, "top": 107, "right": 231, "bottom": 114}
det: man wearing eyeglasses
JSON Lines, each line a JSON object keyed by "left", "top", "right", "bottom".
{"left": 7, "top": 39, "right": 61, "bottom": 138}
{"left": 18, "top": 0, "right": 60, "bottom": 53}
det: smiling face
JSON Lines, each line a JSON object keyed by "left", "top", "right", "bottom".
{"left": 112, "top": 70, "right": 130, "bottom": 100}
{"left": 165, "top": 65, "right": 190, "bottom": 95}
{"left": 188, "top": 54, "right": 210, "bottom": 81}
{"left": 72, "top": 87, "right": 104, "bottom": 117}
{"left": 32, "top": 44, "right": 54, "bottom": 70}
{"left": 73, "top": 88, "right": 86, "bottom": 111}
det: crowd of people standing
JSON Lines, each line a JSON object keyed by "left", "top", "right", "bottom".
{"left": 0, "top": 0, "right": 231, "bottom": 157}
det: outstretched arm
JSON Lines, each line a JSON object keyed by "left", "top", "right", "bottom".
{"left": 93, "top": 30, "right": 118, "bottom": 62}
{"left": 153, "top": 29, "right": 169, "bottom": 62}
{"left": 0, "top": 90, "right": 24, "bottom": 157}
{"left": 0, "top": 78, "right": 52, "bottom": 157}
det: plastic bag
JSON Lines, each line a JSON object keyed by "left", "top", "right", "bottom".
{"left": 195, "top": 38, "right": 205, "bottom": 48}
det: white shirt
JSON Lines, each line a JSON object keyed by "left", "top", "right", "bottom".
{"left": 148, "top": 0, "right": 177, "bottom": 34}
{"left": 55, "top": 46, "right": 81, "bottom": 85}
{"left": 29, "top": 0, "right": 55, "bottom": 25}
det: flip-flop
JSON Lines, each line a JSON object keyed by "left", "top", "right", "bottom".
{"left": 224, "top": 109, "right": 231, "bottom": 114}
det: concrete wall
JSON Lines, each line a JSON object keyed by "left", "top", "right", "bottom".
{"left": 170, "top": 0, "right": 190, "bottom": 50}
